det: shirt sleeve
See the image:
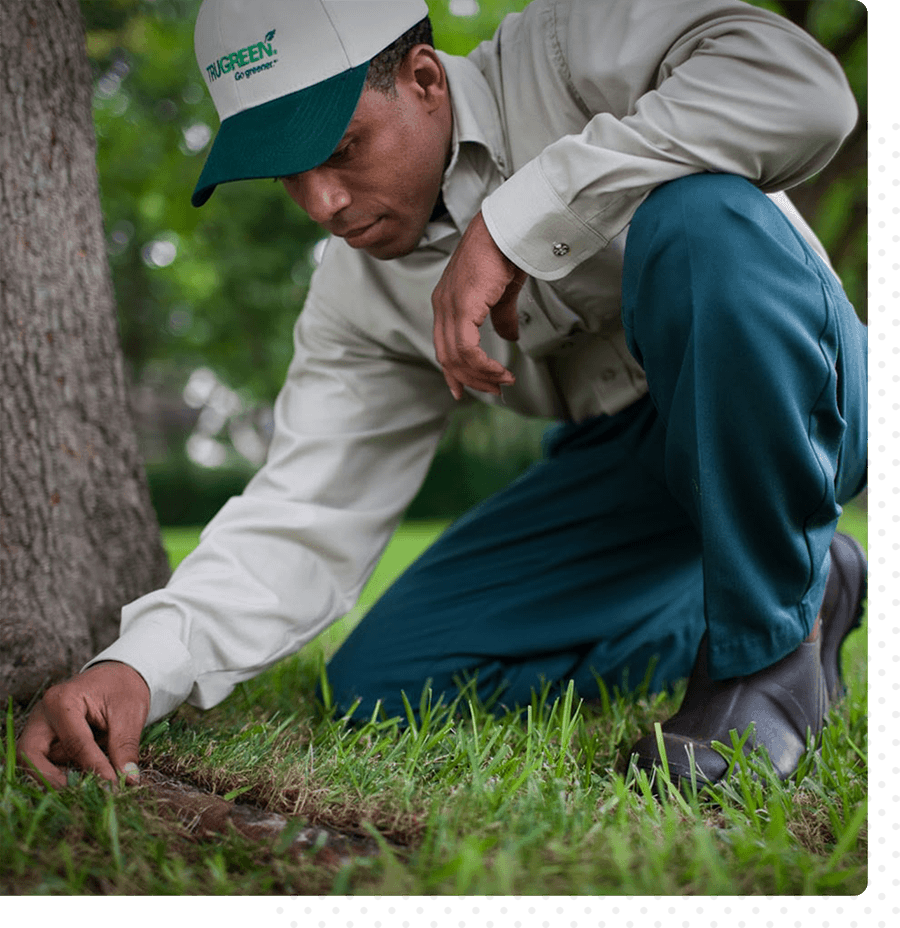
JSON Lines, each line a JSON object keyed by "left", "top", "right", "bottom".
{"left": 480, "top": 0, "right": 858, "bottom": 280}
{"left": 86, "top": 274, "right": 455, "bottom": 724}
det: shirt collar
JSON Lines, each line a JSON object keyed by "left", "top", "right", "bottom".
{"left": 418, "top": 52, "right": 508, "bottom": 247}
{"left": 437, "top": 50, "right": 509, "bottom": 177}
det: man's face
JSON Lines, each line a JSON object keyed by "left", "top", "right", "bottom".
{"left": 280, "top": 50, "right": 451, "bottom": 260}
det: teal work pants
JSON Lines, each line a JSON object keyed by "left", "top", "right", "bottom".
{"left": 325, "top": 175, "right": 868, "bottom": 721}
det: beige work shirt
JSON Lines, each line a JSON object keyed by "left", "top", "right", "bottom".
{"left": 89, "top": 0, "right": 857, "bottom": 723}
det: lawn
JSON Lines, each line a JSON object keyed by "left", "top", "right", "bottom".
{"left": 2, "top": 505, "right": 867, "bottom": 895}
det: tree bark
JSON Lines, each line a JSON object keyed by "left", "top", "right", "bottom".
{"left": 0, "top": 0, "right": 171, "bottom": 702}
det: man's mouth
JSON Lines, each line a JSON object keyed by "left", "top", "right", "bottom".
{"left": 341, "top": 218, "right": 383, "bottom": 246}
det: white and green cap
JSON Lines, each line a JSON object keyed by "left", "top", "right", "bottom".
{"left": 191, "top": 0, "right": 429, "bottom": 206}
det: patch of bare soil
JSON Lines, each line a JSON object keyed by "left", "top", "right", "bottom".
{"left": 137, "top": 768, "right": 383, "bottom": 867}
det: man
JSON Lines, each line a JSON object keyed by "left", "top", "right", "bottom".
{"left": 18, "top": 0, "right": 867, "bottom": 791}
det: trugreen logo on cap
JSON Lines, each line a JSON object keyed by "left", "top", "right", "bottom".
{"left": 205, "top": 29, "right": 279, "bottom": 83}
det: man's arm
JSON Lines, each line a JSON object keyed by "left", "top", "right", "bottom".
{"left": 434, "top": 0, "right": 858, "bottom": 395}
{"left": 18, "top": 248, "right": 456, "bottom": 783}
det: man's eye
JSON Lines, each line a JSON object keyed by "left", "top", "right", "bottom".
{"left": 330, "top": 142, "right": 353, "bottom": 162}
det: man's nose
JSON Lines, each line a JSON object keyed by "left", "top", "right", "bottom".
{"left": 283, "top": 169, "right": 350, "bottom": 225}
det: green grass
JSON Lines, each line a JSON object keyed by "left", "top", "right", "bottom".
{"left": 1, "top": 504, "right": 867, "bottom": 894}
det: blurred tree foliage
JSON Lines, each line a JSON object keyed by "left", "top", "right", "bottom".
{"left": 81, "top": 0, "right": 866, "bottom": 520}
{"left": 85, "top": 0, "right": 313, "bottom": 406}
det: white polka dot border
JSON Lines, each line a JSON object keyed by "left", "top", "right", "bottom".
{"left": 264, "top": 890, "right": 898, "bottom": 928}
{"left": 865, "top": 0, "right": 900, "bottom": 923}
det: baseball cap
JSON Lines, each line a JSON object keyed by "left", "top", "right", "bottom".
{"left": 191, "top": 0, "right": 429, "bottom": 207}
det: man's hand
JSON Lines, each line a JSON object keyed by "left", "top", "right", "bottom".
{"left": 16, "top": 662, "right": 150, "bottom": 789}
{"left": 432, "top": 211, "right": 527, "bottom": 399}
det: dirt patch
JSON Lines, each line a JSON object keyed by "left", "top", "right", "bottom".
{"left": 137, "top": 768, "right": 383, "bottom": 866}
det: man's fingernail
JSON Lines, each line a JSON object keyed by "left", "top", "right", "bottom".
{"left": 122, "top": 762, "right": 140, "bottom": 782}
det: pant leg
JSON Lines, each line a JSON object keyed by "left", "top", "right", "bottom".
{"left": 325, "top": 396, "right": 706, "bottom": 720}
{"left": 621, "top": 174, "right": 867, "bottom": 681}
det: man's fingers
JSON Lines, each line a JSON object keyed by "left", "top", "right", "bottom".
{"left": 16, "top": 705, "right": 68, "bottom": 789}
{"left": 443, "top": 340, "right": 514, "bottom": 395}
{"left": 490, "top": 269, "right": 526, "bottom": 342}
{"left": 435, "top": 297, "right": 517, "bottom": 395}
{"left": 435, "top": 310, "right": 510, "bottom": 397}
{"left": 440, "top": 353, "right": 506, "bottom": 398}
{"left": 106, "top": 714, "right": 147, "bottom": 785}
{"left": 41, "top": 686, "right": 118, "bottom": 783}
{"left": 431, "top": 210, "right": 525, "bottom": 397}
{"left": 442, "top": 370, "right": 465, "bottom": 401}
{"left": 16, "top": 664, "right": 152, "bottom": 789}
{"left": 490, "top": 306, "right": 519, "bottom": 342}
{"left": 18, "top": 752, "right": 67, "bottom": 790}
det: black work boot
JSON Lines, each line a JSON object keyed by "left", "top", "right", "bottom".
{"left": 628, "top": 531, "right": 866, "bottom": 789}
{"left": 819, "top": 531, "right": 867, "bottom": 701}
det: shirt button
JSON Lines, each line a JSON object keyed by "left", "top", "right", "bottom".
{"left": 517, "top": 310, "right": 531, "bottom": 326}
{"left": 600, "top": 368, "right": 617, "bottom": 382}
{"left": 552, "top": 242, "right": 570, "bottom": 257}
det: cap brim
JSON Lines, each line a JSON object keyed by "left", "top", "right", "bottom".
{"left": 191, "top": 61, "right": 369, "bottom": 207}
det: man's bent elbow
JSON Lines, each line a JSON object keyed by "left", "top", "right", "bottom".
{"left": 808, "top": 68, "right": 859, "bottom": 152}
{"left": 776, "top": 80, "right": 858, "bottom": 190}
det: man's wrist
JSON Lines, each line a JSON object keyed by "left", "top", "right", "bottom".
{"left": 83, "top": 618, "right": 196, "bottom": 724}
{"left": 481, "top": 159, "right": 606, "bottom": 281}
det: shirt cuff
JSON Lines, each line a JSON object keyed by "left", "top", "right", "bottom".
{"left": 83, "top": 612, "right": 197, "bottom": 725}
{"left": 481, "top": 157, "right": 608, "bottom": 280}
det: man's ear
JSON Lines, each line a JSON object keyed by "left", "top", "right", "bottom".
{"left": 400, "top": 45, "right": 448, "bottom": 114}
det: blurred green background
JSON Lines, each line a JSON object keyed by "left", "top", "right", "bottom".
{"left": 82, "top": 0, "right": 867, "bottom": 526}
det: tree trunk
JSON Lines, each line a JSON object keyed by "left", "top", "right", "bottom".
{"left": 0, "top": 0, "right": 171, "bottom": 702}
